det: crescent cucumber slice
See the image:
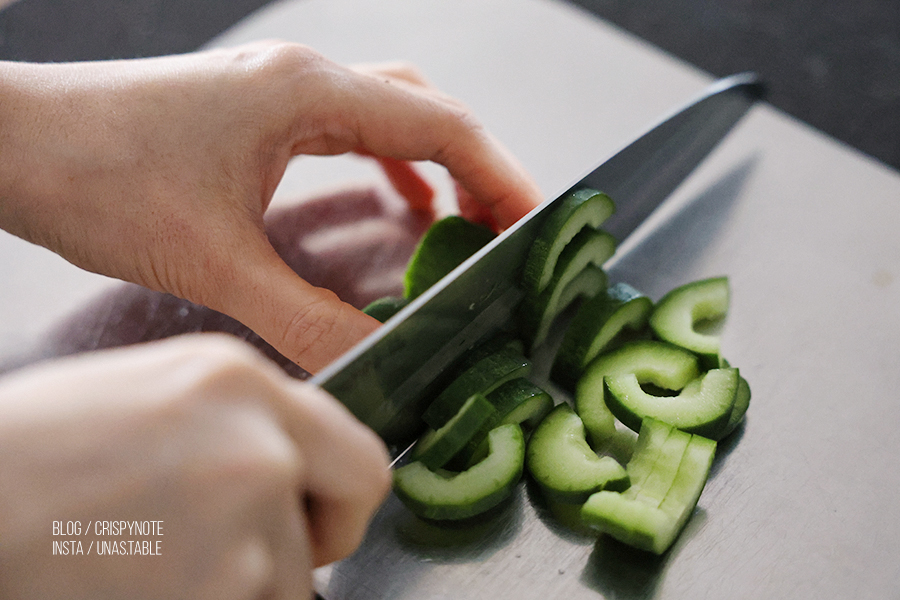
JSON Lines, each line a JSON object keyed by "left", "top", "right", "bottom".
{"left": 403, "top": 215, "right": 496, "bottom": 300}
{"left": 581, "top": 418, "right": 716, "bottom": 554}
{"left": 422, "top": 348, "right": 532, "bottom": 429}
{"left": 526, "top": 404, "right": 628, "bottom": 503}
{"left": 393, "top": 423, "right": 526, "bottom": 521}
{"left": 605, "top": 367, "right": 739, "bottom": 439}
{"left": 649, "top": 276, "right": 730, "bottom": 368}
{"left": 553, "top": 282, "right": 653, "bottom": 388}
{"left": 522, "top": 188, "right": 615, "bottom": 294}
{"left": 575, "top": 340, "right": 700, "bottom": 447}
{"left": 411, "top": 393, "right": 497, "bottom": 470}
{"left": 519, "top": 228, "right": 615, "bottom": 349}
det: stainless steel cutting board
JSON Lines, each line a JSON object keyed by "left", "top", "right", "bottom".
{"left": 2, "top": 0, "right": 898, "bottom": 598}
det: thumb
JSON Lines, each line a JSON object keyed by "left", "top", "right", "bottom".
{"left": 214, "top": 242, "right": 381, "bottom": 375}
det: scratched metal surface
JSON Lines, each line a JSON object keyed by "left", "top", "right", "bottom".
{"left": 208, "top": 2, "right": 900, "bottom": 598}
{"left": 2, "top": 0, "right": 899, "bottom": 598}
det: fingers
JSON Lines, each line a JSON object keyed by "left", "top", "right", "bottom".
{"left": 295, "top": 57, "right": 544, "bottom": 229}
{"left": 216, "top": 242, "right": 381, "bottom": 375}
{"left": 272, "top": 380, "right": 391, "bottom": 567}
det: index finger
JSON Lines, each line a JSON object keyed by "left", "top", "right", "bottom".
{"left": 297, "top": 61, "right": 545, "bottom": 229}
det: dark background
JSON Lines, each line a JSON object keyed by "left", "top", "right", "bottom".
{"left": 1, "top": 0, "right": 898, "bottom": 173}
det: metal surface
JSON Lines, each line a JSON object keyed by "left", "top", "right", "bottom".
{"left": 312, "top": 73, "right": 763, "bottom": 449}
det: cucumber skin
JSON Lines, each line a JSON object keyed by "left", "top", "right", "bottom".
{"left": 575, "top": 340, "right": 700, "bottom": 447}
{"left": 604, "top": 367, "right": 739, "bottom": 439}
{"left": 553, "top": 283, "right": 653, "bottom": 389}
{"left": 649, "top": 276, "right": 730, "bottom": 369}
{"left": 411, "top": 394, "right": 498, "bottom": 470}
{"left": 422, "top": 349, "right": 532, "bottom": 429}
{"left": 403, "top": 215, "right": 496, "bottom": 300}
{"left": 362, "top": 296, "right": 409, "bottom": 323}
{"left": 393, "top": 424, "right": 525, "bottom": 521}
{"left": 521, "top": 189, "right": 615, "bottom": 294}
{"left": 581, "top": 419, "right": 717, "bottom": 554}
{"left": 526, "top": 404, "right": 629, "bottom": 503}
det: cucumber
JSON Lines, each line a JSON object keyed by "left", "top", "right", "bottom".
{"left": 553, "top": 283, "right": 653, "bottom": 388}
{"left": 716, "top": 356, "right": 751, "bottom": 438}
{"left": 604, "top": 367, "right": 739, "bottom": 439}
{"left": 649, "top": 276, "right": 729, "bottom": 368}
{"left": 459, "top": 379, "right": 555, "bottom": 468}
{"left": 520, "top": 265, "right": 609, "bottom": 351}
{"left": 519, "top": 228, "right": 615, "bottom": 349}
{"left": 487, "top": 378, "right": 554, "bottom": 430}
{"left": 522, "top": 188, "right": 615, "bottom": 294}
{"left": 422, "top": 348, "right": 532, "bottom": 429}
{"left": 404, "top": 215, "right": 496, "bottom": 300}
{"left": 581, "top": 418, "right": 716, "bottom": 554}
{"left": 362, "top": 296, "right": 409, "bottom": 323}
{"left": 526, "top": 404, "right": 629, "bottom": 503}
{"left": 620, "top": 418, "right": 675, "bottom": 496}
{"left": 411, "top": 393, "right": 497, "bottom": 470}
{"left": 393, "top": 424, "right": 526, "bottom": 521}
{"left": 575, "top": 340, "right": 700, "bottom": 447}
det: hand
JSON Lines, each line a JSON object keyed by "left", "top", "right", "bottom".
{"left": 0, "top": 334, "right": 391, "bottom": 600}
{"left": 0, "top": 43, "right": 543, "bottom": 373}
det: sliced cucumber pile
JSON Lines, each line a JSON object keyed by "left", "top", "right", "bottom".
{"left": 374, "top": 195, "right": 752, "bottom": 557}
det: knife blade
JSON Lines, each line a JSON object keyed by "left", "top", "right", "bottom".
{"left": 312, "top": 72, "right": 764, "bottom": 448}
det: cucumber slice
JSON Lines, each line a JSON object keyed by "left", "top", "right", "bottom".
{"left": 393, "top": 424, "right": 526, "bottom": 521}
{"left": 581, "top": 419, "right": 717, "bottom": 554}
{"left": 620, "top": 418, "right": 674, "bottom": 496}
{"left": 553, "top": 283, "right": 654, "bottom": 388}
{"left": 604, "top": 367, "right": 739, "bottom": 439}
{"left": 460, "top": 379, "right": 555, "bottom": 468}
{"left": 422, "top": 349, "right": 532, "bottom": 429}
{"left": 526, "top": 404, "right": 628, "bottom": 503}
{"left": 519, "top": 228, "right": 615, "bottom": 349}
{"left": 411, "top": 393, "right": 497, "bottom": 470}
{"left": 649, "top": 276, "right": 729, "bottom": 368}
{"left": 656, "top": 433, "right": 716, "bottom": 535}
{"left": 581, "top": 490, "right": 671, "bottom": 552}
{"left": 486, "top": 378, "right": 555, "bottom": 430}
{"left": 720, "top": 373, "right": 751, "bottom": 438}
{"left": 522, "top": 188, "right": 616, "bottom": 294}
{"left": 520, "top": 265, "right": 609, "bottom": 350}
{"left": 362, "top": 296, "right": 409, "bottom": 323}
{"left": 630, "top": 426, "right": 690, "bottom": 506}
{"left": 575, "top": 340, "right": 700, "bottom": 447}
{"left": 403, "top": 215, "right": 496, "bottom": 300}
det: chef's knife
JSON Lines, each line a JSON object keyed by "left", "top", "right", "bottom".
{"left": 311, "top": 73, "right": 764, "bottom": 448}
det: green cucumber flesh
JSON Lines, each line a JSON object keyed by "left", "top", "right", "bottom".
{"left": 411, "top": 394, "right": 497, "bottom": 470}
{"left": 719, "top": 373, "right": 751, "bottom": 438}
{"left": 422, "top": 348, "right": 532, "bottom": 429}
{"left": 581, "top": 419, "right": 717, "bottom": 554}
{"left": 522, "top": 188, "right": 615, "bottom": 294}
{"left": 553, "top": 282, "right": 653, "bottom": 388}
{"left": 621, "top": 418, "right": 674, "bottom": 496}
{"left": 526, "top": 404, "right": 628, "bottom": 503}
{"left": 575, "top": 340, "right": 700, "bottom": 447}
{"left": 393, "top": 423, "right": 525, "bottom": 521}
{"left": 362, "top": 296, "right": 409, "bottom": 323}
{"left": 486, "top": 378, "right": 554, "bottom": 430}
{"left": 403, "top": 215, "right": 496, "bottom": 300}
{"left": 520, "top": 265, "right": 609, "bottom": 350}
{"left": 630, "top": 426, "right": 691, "bottom": 506}
{"left": 604, "top": 367, "right": 739, "bottom": 439}
{"left": 649, "top": 276, "right": 729, "bottom": 368}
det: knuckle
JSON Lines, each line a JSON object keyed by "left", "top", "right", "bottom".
{"left": 277, "top": 290, "right": 344, "bottom": 365}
